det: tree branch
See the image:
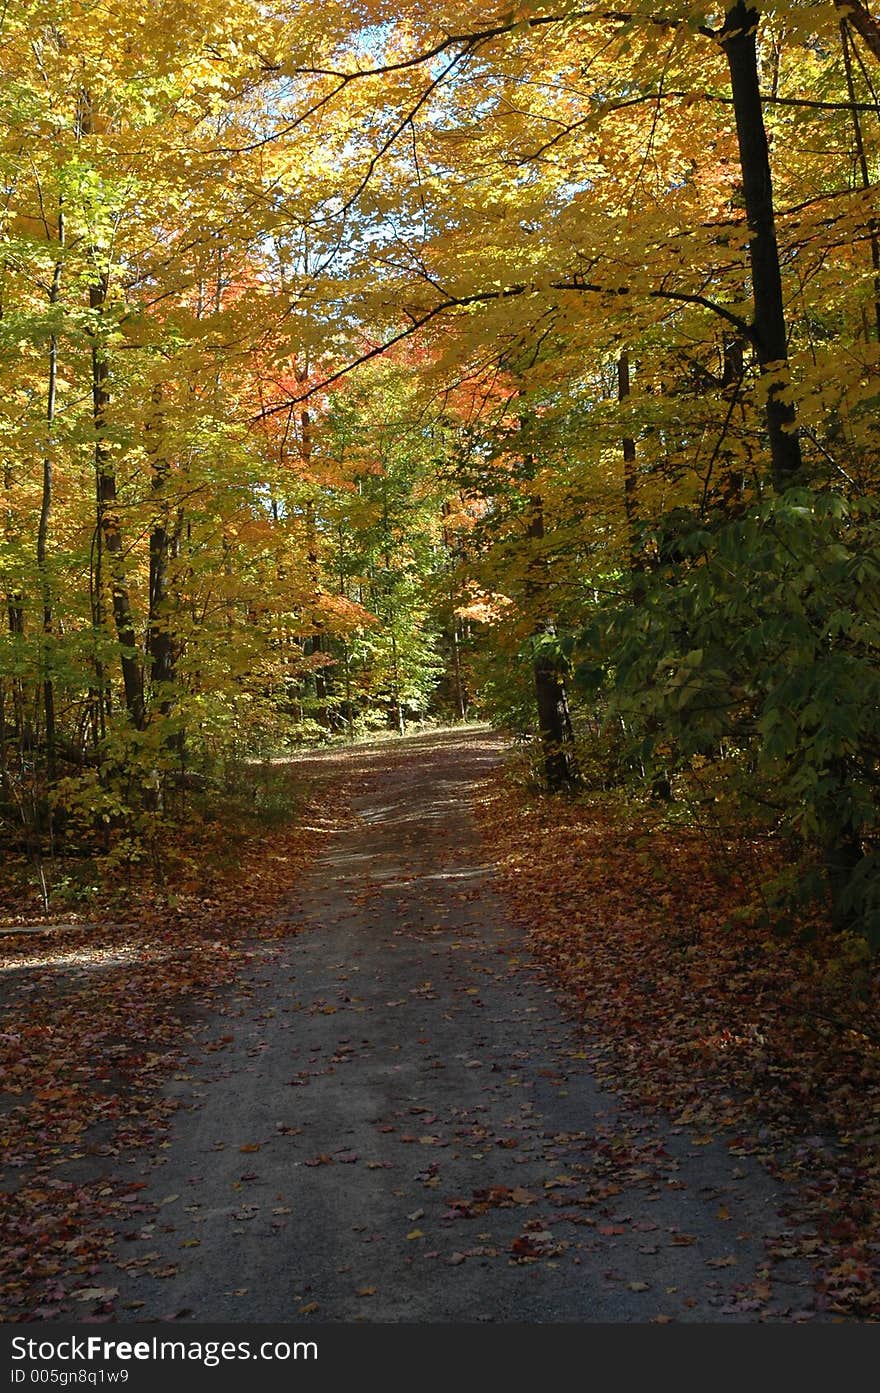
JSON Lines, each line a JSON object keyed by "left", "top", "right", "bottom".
{"left": 251, "top": 273, "right": 753, "bottom": 420}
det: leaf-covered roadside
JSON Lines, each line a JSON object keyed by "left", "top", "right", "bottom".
{"left": 0, "top": 763, "right": 352, "bottom": 1322}
{"left": 476, "top": 772, "right": 880, "bottom": 1320}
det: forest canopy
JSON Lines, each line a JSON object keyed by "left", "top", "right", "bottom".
{"left": 2, "top": 0, "right": 880, "bottom": 942}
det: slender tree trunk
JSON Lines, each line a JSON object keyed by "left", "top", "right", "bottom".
{"left": 441, "top": 506, "right": 468, "bottom": 720}
{"left": 0, "top": 678, "right": 7, "bottom": 799}
{"left": 0, "top": 278, "right": 7, "bottom": 792}
{"left": 841, "top": 19, "right": 880, "bottom": 342}
{"left": 336, "top": 522, "right": 356, "bottom": 739}
{"left": 721, "top": 3, "right": 803, "bottom": 489}
{"left": 615, "top": 357, "right": 670, "bottom": 797}
{"left": 341, "top": 638, "right": 354, "bottom": 740}
{"left": 89, "top": 272, "right": 146, "bottom": 730}
{"left": 38, "top": 210, "right": 63, "bottom": 783}
{"left": 80, "top": 89, "right": 145, "bottom": 732}
{"left": 146, "top": 390, "right": 178, "bottom": 712}
{"left": 89, "top": 525, "right": 107, "bottom": 746}
{"left": 303, "top": 497, "right": 329, "bottom": 720}
{"left": 147, "top": 476, "right": 184, "bottom": 802}
{"left": 297, "top": 357, "right": 320, "bottom": 595}
{"left": 3, "top": 464, "right": 26, "bottom": 756}
{"left": 148, "top": 509, "right": 175, "bottom": 695}
{"left": 617, "top": 352, "right": 640, "bottom": 582}
{"left": 714, "top": 335, "right": 748, "bottom": 513}
{"left": 517, "top": 390, "right": 578, "bottom": 790}
{"left": 824, "top": 755, "right": 864, "bottom": 930}
{"left": 380, "top": 492, "right": 405, "bottom": 735}
{"left": 298, "top": 366, "right": 330, "bottom": 722}
{"left": 450, "top": 614, "right": 467, "bottom": 720}
{"left": 390, "top": 627, "right": 405, "bottom": 735}
{"left": 525, "top": 493, "right": 578, "bottom": 791}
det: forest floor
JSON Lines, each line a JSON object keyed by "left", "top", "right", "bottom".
{"left": 0, "top": 728, "right": 877, "bottom": 1322}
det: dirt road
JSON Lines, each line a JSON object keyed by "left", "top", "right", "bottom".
{"left": 102, "top": 730, "right": 810, "bottom": 1322}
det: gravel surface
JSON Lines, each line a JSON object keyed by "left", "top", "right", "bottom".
{"left": 102, "top": 730, "right": 813, "bottom": 1323}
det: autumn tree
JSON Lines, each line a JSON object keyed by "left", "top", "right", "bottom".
{"left": 2, "top": 0, "right": 880, "bottom": 940}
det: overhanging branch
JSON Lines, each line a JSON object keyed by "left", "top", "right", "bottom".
{"left": 250, "top": 275, "right": 753, "bottom": 421}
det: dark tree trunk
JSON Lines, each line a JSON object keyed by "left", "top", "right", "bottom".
{"left": 617, "top": 352, "right": 641, "bottom": 585}
{"left": 148, "top": 513, "right": 175, "bottom": 695}
{"left": 38, "top": 214, "right": 63, "bottom": 783}
{"left": 615, "top": 353, "right": 634, "bottom": 571}
{"left": 716, "top": 335, "right": 748, "bottom": 513}
{"left": 0, "top": 678, "right": 7, "bottom": 798}
{"left": 532, "top": 641, "right": 577, "bottom": 791}
{"left": 721, "top": 3, "right": 803, "bottom": 489}
{"left": 146, "top": 393, "right": 178, "bottom": 713}
{"left": 526, "top": 494, "right": 578, "bottom": 792}
{"left": 826, "top": 830, "right": 863, "bottom": 931}
{"left": 90, "top": 273, "right": 146, "bottom": 731}
{"left": 6, "top": 590, "right": 26, "bottom": 757}
{"left": 825, "top": 756, "right": 865, "bottom": 931}
{"left": 841, "top": 19, "right": 880, "bottom": 343}
{"left": 4, "top": 463, "right": 26, "bottom": 755}
{"left": 80, "top": 88, "right": 145, "bottom": 732}
{"left": 441, "top": 506, "right": 468, "bottom": 720}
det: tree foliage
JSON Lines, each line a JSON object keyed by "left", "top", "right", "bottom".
{"left": 1, "top": 0, "right": 879, "bottom": 939}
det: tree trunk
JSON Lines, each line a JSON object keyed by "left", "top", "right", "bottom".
{"left": 617, "top": 352, "right": 641, "bottom": 583}
{"left": 0, "top": 678, "right": 7, "bottom": 799}
{"left": 441, "top": 505, "right": 468, "bottom": 720}
{"left": 3, "top": 464, "right": 26, "bottom": 757}
{"left": 390, "top": 627, "right": 405, "bottom": 735}
{"left": 841, "top": 19, "right": 880, "bottom": 343}
{"left": 716, "top": 334, "right": 748, "bottom": 513}
{"left": 89, "top": 271, "right": 146, "bottom": 731}
{"left": 824, "top": 757, "right": 864, "bottom": 930}
{"left": 148, "top": 511, "right": 175, "bottom": 696}
{"left": 38, "top": 211, "right": 63, "bottom": 782}
{"left": 146, "top": 391, "right": 178, "bottom": 711}
{"left": 451, "top": 615, "right": 467, "bottom": 720}
{"left": 721, "top": 3, "right": 803, "bottom": 489}
{"left": 526, "top": 493, "right": 578, "bottom": 791}
{"left": 335, "top": 521, "right": 356, "bottom": 739}
{"left": 79, "top": 88, "right": 145, "bottom": 732}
